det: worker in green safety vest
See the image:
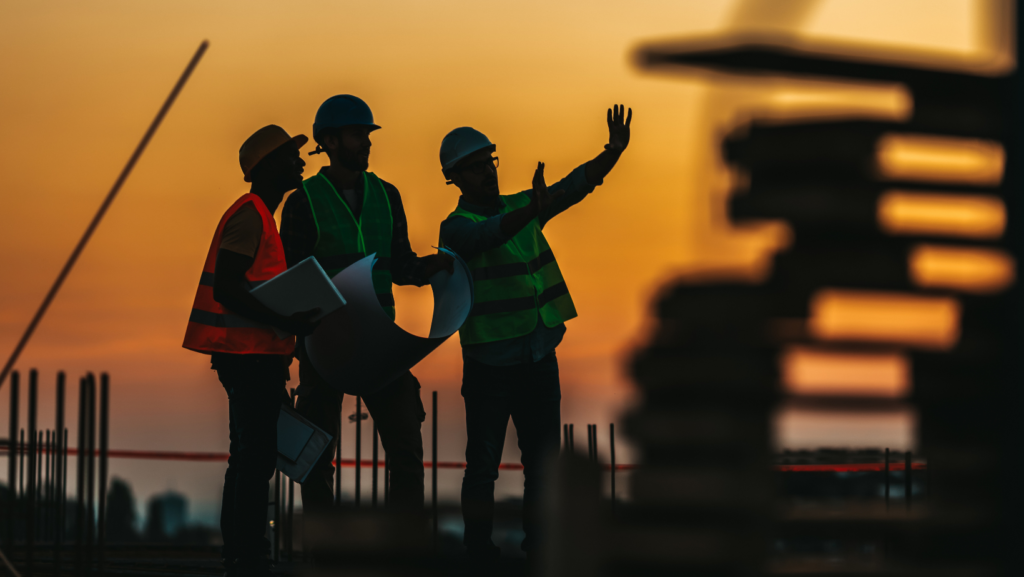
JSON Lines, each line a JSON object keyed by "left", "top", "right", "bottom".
{"left": 279, "top": 95, "right": 453, "bottom": 539}
{"left": 437, "top": 104, "right": 632, "bottom": 569}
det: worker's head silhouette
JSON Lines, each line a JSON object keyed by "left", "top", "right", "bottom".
{"left": 309, "top": 95, "right": 381, "bottom": 172}
{"left": 440, "top": 127, "right": 499, "bottom": 202}
{"left": 240, "top": 125, "right": 307, "bottom": 206}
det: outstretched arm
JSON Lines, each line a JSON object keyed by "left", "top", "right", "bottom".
{"left": 585, "top": 104, "right": 632, "bottom": 185}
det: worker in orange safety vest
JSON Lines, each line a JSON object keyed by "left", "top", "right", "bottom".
{"left": 183, "top": 125, "right": 320, "bottom": 577}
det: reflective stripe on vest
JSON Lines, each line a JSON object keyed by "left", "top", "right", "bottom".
{"left": 182, "top": 194, "right": 295, "bottom": 355}
{"left": 445, "top": 191, "right": 577, "bottom": 345}
{"left": 302, "top": 172, "right": 397, "bottom": 319}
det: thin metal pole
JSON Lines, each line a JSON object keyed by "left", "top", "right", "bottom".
{"left": 884, "top": 448, "right": 890, "bottom": 511}
{"left": 593, "top": 424, "right": 599, "bottom": 463}
{"left": 355, "top": 397, "right": 362, "bottom": 507}
{"left": 55, "top": 373, "right": 65, "bottom": 575}
{"left": 85, "top": 374, "right": 96, "bottom": 575}
{"left": 20, "top": 430, "right": 25, "bottom": 507}
{"left": 905, "top": 450, "right": 912, "bottom": 511}
{"left": 372, "top": 421, "right": 379, "bottom": 508}
{"left": 610, "top": 424, "right": 616, "bottom": 509}
{"left": 384, "top": 454, "right": 390, "bottom": 507}
{"left": 97, "top": 374, "right": 109, "bottom": 574}
{"left": 432, "top": 391, "right": 438, "bottom": 555}
{"left": 334, "top": 409, "right": 342, "bottom": 507}
{"left": 36, "top": 431, "right": 42, "bottom": 537}
{"left": 563, "top": 424, "right": 568, "bottom": 452}
{"left": 273, "top": 470, "right": 280, "bottom": 563}
{"left": 27, "top": 369, "right": 37, "bottom": 576}
{"left": 569, "top": 424, "right": 574, "bottom": 453}
{"left": 6, "top": 371, "right": 18, "bottom": 550}
{"left": 287, "top": 477, "right": 294, "bottom": 562}
{"left": 75, "top": 378, "right": 84, "bottom": 576}
{"left": 0, "top": 41, "right": 210, "bottom": 389}
{"left": 44, "top": 430, "right": 50, "bottom": 541}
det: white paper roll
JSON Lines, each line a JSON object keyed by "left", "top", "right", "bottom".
{"left": 304, "top": 248, "right": 473, "bottom": 395}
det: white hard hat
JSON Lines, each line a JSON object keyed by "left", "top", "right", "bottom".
{"left": 439, "top": 127, "right": 495, "bottom": 171}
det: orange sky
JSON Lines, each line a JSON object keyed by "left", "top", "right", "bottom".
{"left": 0, "top": 0, "right": 997, "bottom": 515}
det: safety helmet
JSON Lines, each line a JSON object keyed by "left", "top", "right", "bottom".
{"left": 440, "top": 127, "right": 496, "bottom": 172}
{"left": 312, "top": 94, "right": 381, "bottom": 141}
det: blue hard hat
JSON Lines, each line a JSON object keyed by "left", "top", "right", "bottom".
{"left": 440, "top": 127, "right": 495, "bottom": 171}
{"left": 312, "top": 95, "right": 381, "bottom": 140}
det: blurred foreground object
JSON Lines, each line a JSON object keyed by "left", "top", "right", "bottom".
{"left": 543, "top": 1, "right": 1023, "bottom": 575}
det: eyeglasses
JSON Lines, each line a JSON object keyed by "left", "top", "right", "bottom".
{"left": 458, "top": 156, "right": 499, "bottom": 175}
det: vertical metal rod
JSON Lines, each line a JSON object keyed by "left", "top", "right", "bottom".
{"left": 27, "top": 369, "right": 37, "bottom": 576}
{"left": 569, "top": 424, "right": 574, "bottom": 453}
{"left": 384, "top": 454, "right": 390, "bottom": 507}
{"left": 85, "top": 374, "right": 96, "bottom": 575}
{"left": 355, "top": 396, "right": 362, "bottom": 507}
{"left": 372, "top": 421, "right": 379, "bottom": 508}
{"left": 610, "top": 424, "right": 616, "bottom": 509}
{"left": 36, "top": 430, "right": 42, "bottom": 538}
{"left": 287, "top": 477, "right": 294, "bottom": 562}
{"left": 593, "top": 424, "right": 599, "bottom": 463}
{"left": 63, "top": 428, "right": 68, "bottom": 542}
{"left": 563, "top": 424, "right": 568, "bottom": 452}
{"left": 884, "top": 448, "right": 890, "bottom": 511}
{"left": 905, "top": 450, "right": 912, "bottom": 511}
{"left": 273, "top": 470, "right": 280, "bottom": 563}
{"left": 334, "top": 408, "right": 342, "bottom": 507}
{"left": 20, "top": 430, "right": 25, "bottom": 504}
{"left": 44, "top": 430, "right": 51, "bottom": 541}
{"left": 6, "top": 371, "right": 18, "bottom": 551}
{"left": 97, "top": 374, "right": 109, "bottom": 574}
{"left": 55, "top": 372, "right": 65, "bottom": 574}
{"left": 75, "top": 378, "right": 84, "bottom": 576}
{"left": 432, "top": 391, "right": 438, "bottom": 555}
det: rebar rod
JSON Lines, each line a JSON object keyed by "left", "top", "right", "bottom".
{"left": 372, "top": 422, "right": 379, "bottom": 508}
{"left": 905, "top": 450, "right": 912, "bottom": 511}
{"left": 85, "top": 374, "right": 96, "bottom": 575}
{"left": 355, "top": 397, "right": 362, "bottom": 507}
{"left": 26, "top": 370, "right": 37, "bottom": 576}
{"left": 74, "top": 379, "right": 84, "bottom": 576}
{"left": 6, "top": 371, "right": 18, "bottom": 550}
{"left": 610, "top": 424, "right": 616, "bottom": 509}
{"left": 54, "top": 373, "right": 65, "bottom": 575}
{"left": 97, "top": 374, "right": 109, "bottom": 574}
{"left": 432, "top": 391, "right": 438, "bottom": 555}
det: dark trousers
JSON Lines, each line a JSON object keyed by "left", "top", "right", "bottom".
{"left": 461, "top": 352, "right": 561, "bottom": 554}
{"left": 214, "top": 353, "right": 289, "bottom": 562}
{"left": 295, "top": 346, "right": 426, "bottom": 515}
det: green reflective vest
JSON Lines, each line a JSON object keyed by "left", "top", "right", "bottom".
{"left": 302, "top": 171, "right": 396, "bottom": 320}
{"left": 445, "top": 192, "right": 577, "bottom": 345}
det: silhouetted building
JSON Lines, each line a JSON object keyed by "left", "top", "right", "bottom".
{"left": 106, "top": 477, "right": 139, "bottom": 542}
{"left": 144, "top": 491, "right": 188, "bottom": 541}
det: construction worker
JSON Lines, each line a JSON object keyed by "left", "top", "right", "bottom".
{"left": 182, "top": 125, "right": 320, "bottom": 577}
{"left": 438, "top": 105, "right": 632, "bottom": 566}
{"left": 280, "top": 95, "right": 453, "bottom": 524}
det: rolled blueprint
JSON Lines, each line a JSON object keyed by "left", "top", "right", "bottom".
{"left": 304, "top": 248, "right": 473, "bottom": 396}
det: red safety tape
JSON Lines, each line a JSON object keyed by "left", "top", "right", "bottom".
{"left": 0, "top": 445, "right": 922, "bottom": 472}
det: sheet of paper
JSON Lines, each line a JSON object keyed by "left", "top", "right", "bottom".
{"left": 304, "top": 248, "right": 474, "bottom": 396}
{"left": 251, "top": 256, "right": 347, "bottom": 339}
{"left": 277, "top": 406, "right": 332, "bottom": 484}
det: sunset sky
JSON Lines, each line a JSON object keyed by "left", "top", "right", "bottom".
{"left": 0, "top": 0, "right": 999, "bottom": 521}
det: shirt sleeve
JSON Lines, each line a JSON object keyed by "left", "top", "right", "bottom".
{"left": 219, "top": 203, "right": 263, "bottom": 258}
{"left": 280, "top": 189, "right": 318, "bottom": 268}
{"left": 535, "top": 163, "right": 597, "bottom": 227}
{"left": 439, "top": 213, "right": 509, "bottom": 263}
{"left": 383, "top": 181, "right": 430, "bottom": 287}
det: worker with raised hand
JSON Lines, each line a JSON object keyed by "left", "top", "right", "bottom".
{"left": 182, "top": 125, "right": 320, "bottom": 577}
{"left": 438, "top": 105, "right": 632, "bottom": 567}
{"left": 280, "top": 95, "right": 453, "bottom": 524}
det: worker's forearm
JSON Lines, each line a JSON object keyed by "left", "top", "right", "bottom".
{"left": 499, "top": 202, "right": 539, "bottom": 237}
{"left": 585, "top": 148, "right": 622, "bottom": 185}
{"left": 215, "top": 286, "right": 295, "bottom": 333}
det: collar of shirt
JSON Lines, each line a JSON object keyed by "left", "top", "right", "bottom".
{"left": 457, "top": 194, "right": 509, "bottom": 217}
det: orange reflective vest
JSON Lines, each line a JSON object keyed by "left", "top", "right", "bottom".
{"left": 182, "top": 194, "right": 295, "bottom": 355}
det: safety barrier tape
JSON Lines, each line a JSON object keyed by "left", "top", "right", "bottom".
{"left": 0, "top": 445, "right": 923, "bottom": 473}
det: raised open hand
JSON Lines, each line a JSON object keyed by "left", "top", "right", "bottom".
{"left": 532, "top": 162, "right": 565, "bottom": 215}
{"left": 605, "top": 104, "right": 632, "bottom": 152}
